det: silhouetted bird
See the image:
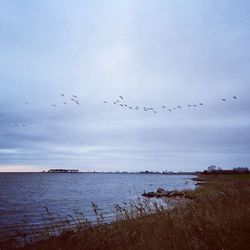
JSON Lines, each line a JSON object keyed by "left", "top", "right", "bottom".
{"left": 154, "top": 111, "right": 157, "bottom": 113}
{"left": 233, "top": 96, "right": 237, "bottom": 99}
{"left": 119, "top": 96, "right": 124, "bottom": 100}
{"left": 200, "top": 103, "right": 203, "bottom": 105}
{"left": 129, "top": 107, "right": 133, "bottom": 109}
{"left": 114, "top": 102, "right": 116, "bottom": 104}
{"left": 71, "top": 98, "right": 76, "bottom": 102}
{"left": 177, "top": 106, "right": 181, "bottom": 109}
{"left": 52, "top": 104, "right": 56, "bottom": 107}
{"left": 168, "top": 109, "right": 171, "bottom": 112}
{"left": 193, "top": 105, "right": 197, "bottom": 107}
{"left": 188, "top": 105, "right": 191, "bottom": 107}
{"left": 63, "top": 102, "right": 67, "bottom": 104}
{"left": 222, "top": 99, "right": 226, "bottom": 101}
{"left": 162, "top": 105, "right": 166, "bottom": 109}
{"left": 61, "top": 94, "right": 65, "bottom": 97}
{"left": 104, "top": 101, "right": 107, "bottom": 104}
{"left": 72, "top": 95, "right": 78, "bottom": 98}
{"left": 120, "top": 104, "right": 124, "bottom": 107}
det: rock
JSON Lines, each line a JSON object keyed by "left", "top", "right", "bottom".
{"left": 142, "top": 192, "right": 155, "bottom": 198}
{"left": 195, "top": 182, "right": 205, "bottom": 186}
{"left": 157, "top": 188, "right": 165, "bottom": 193}
{"left": 167, "top": 191, "right": 185, "bottom": 197}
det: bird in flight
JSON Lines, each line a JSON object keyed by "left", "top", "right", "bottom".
{"left": 168, "top": 109, "right": 171, "bottom": 112}
{"left": 61, "top": 94, "right": 65, "bottom": 97}
{"left": 187, "top": 105, "right": 191, "bottom": 107}
{"left": 233, "top": 96, "right": 237, "bottom": 99}
{"left": 63, "top": 102, "right": 67, "bottom": 104}
{"left": 200, "top": 103, "right": 203, "bottom": 106}
{"left": 193, "top": 105, "right": 197, "bottom": 107}
{"left": 222, "top": 99, "right": 226, "bottom": 101}
{"left": 154, "top": 111, "right": 157, "bottom": 113}
{"left": 177, "top": 106, "right": 182, "bottom": 109}
{"left": 52, "top": 104, "right": 56, "bottom": 107}
{"left": 104, "top": 101, "right": 107, "bottom": 104}
{"left": 25, "top": 102, "right": 29, "bottom": 104}
{"left": 162, "top": 105, "right": 166, "bottom": 109}
{"left": 119, "top": 96, "right": 124, "bottom": 100}
{"left": 72, "top": 95, "right": 78, "bottom": 98}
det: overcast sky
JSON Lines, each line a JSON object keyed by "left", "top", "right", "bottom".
{"left": 0, "top": 0, "right": 250, "bottom": 172}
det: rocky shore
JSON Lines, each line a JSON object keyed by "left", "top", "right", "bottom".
{"left": 142, "top": 187, "right": 195, "bottom": 199}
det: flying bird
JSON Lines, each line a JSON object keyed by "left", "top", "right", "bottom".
{"left": 193, "top": 105, "right": 197, "bottom": 107}
{"left": 200, "top": 103, "right": 203, "bottom": 106}
{"left": 119, "top": 96, "right": 124, "bottom": 100}
{"left": 114, "top": 102, "right": 116, "bottom": 104}
{"left": 233, "top": 96, "right": 237, "bottom": 99}
{"left": 222, "top": 99, "right": 226, "bottom": 101}
{"left": 25, "top": 102, "right": 29, "bottom": 104}
{"left": 63, "top": 102, "right": 67, "bottom": 104}
{"left": 104, "top": 101, "right": 108, "bottom": 104}
{"left": 129, "top": 107, "right": 133, "bottom": 109}
{"left": 187, "top": 105, "right": 191, "bottom": 107}
{"left": 72, "top": 95, "right": 78, "bottom": 98}
{"left": 177, "top": 106, "right": 182, "bottom": 109}
{"left": 61, "top": 94, "right": 65, "bottom": 97}
{"left": 168, "top": 109, "right": 171, "bottom": 112}
{"left": 162, "top": 105, "right": 166, "bottom": 109}
{"left": 52, "top": 104, "right": 56, "bottom": 107}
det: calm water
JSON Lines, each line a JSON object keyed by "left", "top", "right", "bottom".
{"left": 0, "top": 173, "right": 196, "bottom": 241}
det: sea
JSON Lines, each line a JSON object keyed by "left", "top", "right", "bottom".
{"left": 0, "top": 173, "right": 196, "bottom": 244}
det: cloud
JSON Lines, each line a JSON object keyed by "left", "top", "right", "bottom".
{"left": 0, "top": 0, "right": 250, "bottom": 171}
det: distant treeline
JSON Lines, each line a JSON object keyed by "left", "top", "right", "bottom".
{"left": 47, "top": 169, "right": 79, "bottom": 173}
{"left": 203, "top": 166, "right": 249, "bottom": 175}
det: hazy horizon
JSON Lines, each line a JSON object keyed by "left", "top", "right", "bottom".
{"left": 1, "top": 0, "right": 250, "bottom": 172}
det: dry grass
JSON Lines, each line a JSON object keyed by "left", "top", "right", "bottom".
{"left": 3, "top": 175, "right": 250, "bottom": 250}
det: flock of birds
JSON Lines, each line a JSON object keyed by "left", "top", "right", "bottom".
{"left": 103, "top": 96, "right": 238, "bottom": 114}
{"left": 8, "top": 94, "right": 81, "bottom": 128}
{"left": 2, "top": 94, "right": 238, "bottom": 128}
{"left": 52, "top": 93, "right": 81, "bottom": 107}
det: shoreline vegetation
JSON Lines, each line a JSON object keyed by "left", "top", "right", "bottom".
{"left": 2, "top": 173, "right": 250, "bottom": 250}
